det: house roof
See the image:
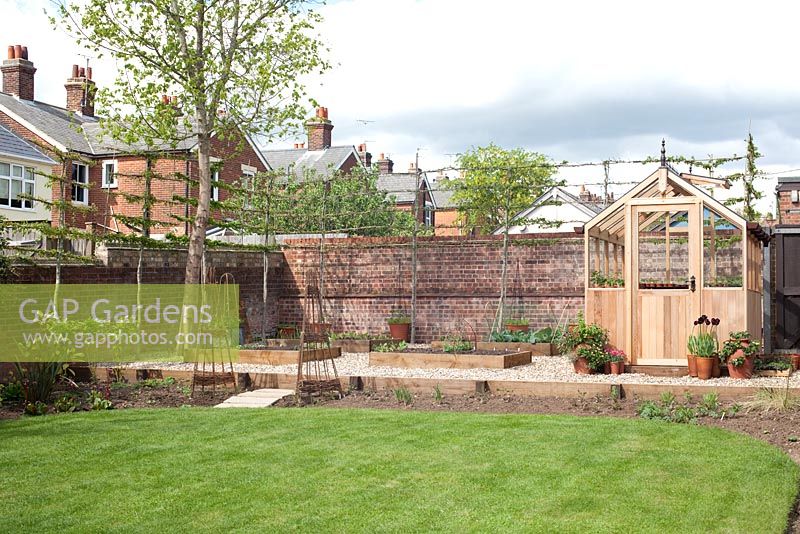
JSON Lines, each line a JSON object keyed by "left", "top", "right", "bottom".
{"left": 0, "top": 92, "right": 97, "bottom": 153}
{"left": 0, "top": 123, "right": 55, "bottom": 164}
{"left": 261, "top": 145, "right": 359, "bottom": 179}
{"left": 777, "top": 176, "right": 800, "bottom": 191}
{"left": 491, "top": 186, "right": 601, "bottom": 235}
{"left": 0, "top": 92, "right": 270, "bottom": 168}
{"left": 431, "top": 187, "right": 455, "bottom": 209}
{"left": 376, "top": 172, "right": 432, "bottom": 203}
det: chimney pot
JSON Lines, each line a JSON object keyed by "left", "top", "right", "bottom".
{"left": 379, "top": 153, "right": 385, "bottom": 159}
{"left": 21, "top": 46, "right": 28, "bottom": 60}
{"left": 170, "top": 95, "right": 178, "bottom": 105}
{"left": 71, "top": 64, "right": 79, "bottom": 78}
{"left": 161, "top": 94, "right": 169, "bottom": 104}
{"left": 78, "top": 67, "right": 85, "bottom": 77}
{"left": 7, "top": 46, "right": 13, "bottom": 60}
{"left": 87, "top": 66, "right": 92, "bottom": 80}
{"left": 3, "top": 44, "right": 36, "bottom": 100}
{"left": 13, "top": 45, "right": 22, "bottom": 59}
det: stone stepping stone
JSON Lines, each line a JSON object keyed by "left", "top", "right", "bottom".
{"left": 214, "top": 388, "right": 295, "bottom": 408}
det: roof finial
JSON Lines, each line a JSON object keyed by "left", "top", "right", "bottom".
{"left": 660, "top": 138, "right": 666, "bottom": 167}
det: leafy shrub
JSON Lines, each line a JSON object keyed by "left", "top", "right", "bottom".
{"left": 54, "top": 393, "right": 81, "bottom": 413}
{"left": 89, "top": 388, "right": 113, "bottom": 411}
{"left": 558, "top": 313, "right": 608, "bottom": 353}
{"left": 0, "top": 380, "right": 23, "bottom": 404}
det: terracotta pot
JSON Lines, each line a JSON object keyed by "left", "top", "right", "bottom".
{"left": 712, "top": 357, "right": 721, "bottom": 378}
{"left": 791, "top": 354, "right": 800, "bottom": 371}
{"left": 277, "top": 327, "right": 296, "bottom": 339}
{"left": 696, "top": 357, "right": 714, "bottom": 380}
{"left": 388, "top": 322, "right": 411, "bottom": 342}
{"left": 687, "top": 354, "right": 698, "bottom": 377}
{"left": 307, "top": 323, "right": 331, "bottom": 336}
{"left": 506, "top": 324, "right": 529, "bottom": 333}
{"left": 743, "top": 355, "right": 755, "bottom": 376}
{"left": 610, "top": 361, "right": 623, "bottom": 375}
{"left": 573, "top": 357, "right": 592, "bottom": 375}
{"left": 603, "top": 362, "right": 611, "bottom": 374}
{"left": 728, "top": 361, "right": 753, "bottom": 379}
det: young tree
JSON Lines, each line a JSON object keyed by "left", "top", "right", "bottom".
{"left": 55, "top": 0, "right": 330, "bottom": 283}
{"left": 446, "top": 144, "right": 559, "bottom": 330}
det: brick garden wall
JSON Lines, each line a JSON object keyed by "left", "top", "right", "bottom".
{"left": 278, "top": 233, "right": 585, "bottom": 342}
{"left": 11, "top": 246, "right": 285, "bottom": 339}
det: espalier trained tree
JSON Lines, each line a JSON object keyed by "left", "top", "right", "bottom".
{"left": 54, "top": 0, "right": 330, "bottom": 283}
{"left": 446, "top": 144, "right": 560, "bottom": 331}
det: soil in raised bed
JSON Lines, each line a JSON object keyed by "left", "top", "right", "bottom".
{"left": 381, "top": 348, "right": 520, "bottom": 356}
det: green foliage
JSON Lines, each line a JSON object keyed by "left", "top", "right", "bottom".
{"left": 490, "top": 327, "right": 563, "bottom": 343}
{"left": 393, "top": 387, "right": 413, "bottom": 405}
{"left": 0, "top": 380, "right": 23, "bottom": 404}
{"left": 441, "top": 334, "right": 472, "bottom": 353}
{"left": 755, "top": 359, "right": 791, "bottom": 371}
{"left": 729, "top": 331, "right": 752, "bottom": 341}
{"left": 505, "top": 318, "right": 529, "bottom": 326}
{"left": 446, "top": 144, "right": 559, "bottom": 234}
{"left": 374, "top": 341, "right": 407, "bottom": 352}
{"left": 559, "top": 314, "right": 608, "bottom": 354}
{"left": 14, "top": 362, "right": 70, "bottom": 404}
{"left": 724, "top": 133, "right": 764, "bottom": 221}
{"left": 24, "top": 401, "right": 48, "bottom": 416}
{"left": 576, "top": 345, "right": 608, "bottom": 371}
{"left": 387, "top": 310, "right": 411, "bottom": 325}
{"left": 637, "top": 392, "right": 738, "bottom": 423}
{"left": 54, "top": 393, "right": 81, "bottom": 413}
{"left": 89, "top": 388, "right": 113, "bottom": 411}
{"left": 330, "top": 332, "right": 390, "bottom": 341}
{"left": 687, "top": 315, "right": 719, "bottom": 357}
{"left": 590, "top": 271, "right": 624, "bottom": 288}
{"left": 136, "top": 377, "right": 177, "bottom": 389}
{"left": 432, "top": 385, "right": 444, "bottom": 404}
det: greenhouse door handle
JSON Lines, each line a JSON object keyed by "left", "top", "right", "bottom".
{"left": 690, "top": 276, "right": 696, "bottom": 292}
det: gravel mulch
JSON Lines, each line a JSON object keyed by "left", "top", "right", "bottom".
{"left": 117, "top": 351, "right": 800, "bottom": 388}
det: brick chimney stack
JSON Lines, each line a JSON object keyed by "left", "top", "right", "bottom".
{"left": 376, "top": 153, "right": 393, "bottom": 174}
{"left": 357, "top": 143, "right": 372, "bottom": 167}
{"left": 65, "top": 64, "right": 96, "bottom": 116}
{"left": 305, "top": 106, "right": 332, "bottom": 151}
{"left": 1, "top": 45, "right": 36, "bottom": 100}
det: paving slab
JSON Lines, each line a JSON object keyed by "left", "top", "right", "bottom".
{"left": 214, "top": 388, "right": 294, "bottom": 408}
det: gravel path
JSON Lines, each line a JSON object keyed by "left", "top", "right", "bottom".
{"left": 117, "top": 350, "right": 800, "bottom": 388}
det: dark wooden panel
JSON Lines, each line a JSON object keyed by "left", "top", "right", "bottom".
{"left": 776, "top": 233, "right": 800, "bottom": 349}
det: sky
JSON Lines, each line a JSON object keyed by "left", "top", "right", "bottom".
{"left": 6, "top": 0, "right": 800, "bottom": 214}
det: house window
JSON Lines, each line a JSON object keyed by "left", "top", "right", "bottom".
{"left": 424, "top": 201, "right": 433, "bottom": 227}
{"left": 101, "top": 160, "right": 118, "bottom": 188}
{"left": 71, "top": 163, "right": 89, "bottom": 204}
{"left": 211, "top": 169, "right": 220, "bottom": 202}
{"left": 241, "top": 169, "right": 255, "bottom": 207}
{"left": 0, "top": 162, "right": 34, "bottom": 210}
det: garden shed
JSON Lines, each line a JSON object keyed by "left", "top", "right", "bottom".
{"left": 583, "top": 147, "right": 768, "bottom": 369}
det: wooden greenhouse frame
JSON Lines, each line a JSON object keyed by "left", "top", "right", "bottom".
{"left": 583, "top": 156, "right": 768, "bottom": 369}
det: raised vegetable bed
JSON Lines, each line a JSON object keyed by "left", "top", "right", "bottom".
{"left": 431, "top": 341, "right": 556, "bottom": 356}
{"left": 238, "top": 347, "right": 341, "bottom": 365}
{"left": 331, "top": 339, "right": 390, "bottom": 353}
{"left": 369, "top": 349, "right": 532, "bottom": 369}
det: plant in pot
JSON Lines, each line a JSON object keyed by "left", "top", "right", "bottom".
{"left": 277, "top": 324, "right": 297, "bottom": 339}
{"left": 387, "top": 310, "right": 411, "bottom": 342}
{"left": 560, "top": 316, "right": 608, "bottom": 374}
{"left": 573, "top": 345, "right": 608, "bottom": 375}
{"left": 687, "top": 315, "right": 719, "bottom": 380}
{"left": 791, "top": 354, "right": 800, "bottom": 372}
{"left": 607, "top": 347, "right": 625, "bottom": 375}
{"left": 505, "top": 318, "right": 530, "bottom": 333}
{"left": 721, "top": 338, "right": 760, "bottom": 379}
{"left": 728, "top": 330, "right": 751, "bottom": 346}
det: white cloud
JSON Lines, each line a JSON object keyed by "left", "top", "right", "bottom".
{"left": 6, "top": 0, "right": 799, "bottom": 214}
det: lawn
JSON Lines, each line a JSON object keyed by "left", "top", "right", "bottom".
{"left": 0, "top": 408, "right": 797, "bottom": 533}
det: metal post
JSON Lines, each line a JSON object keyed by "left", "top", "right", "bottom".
{"left": 763, "top": 227, "right": 772, "bottom": 353}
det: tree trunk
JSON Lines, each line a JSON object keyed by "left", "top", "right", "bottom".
{"left": 185, "top": 134, "right": 212, "bottom": 284}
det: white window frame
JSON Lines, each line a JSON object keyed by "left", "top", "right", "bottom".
{"left": 211, "top": 168, "right": 220, "bottom": 202}
{"left": 424, "top": 200, "right": 433, "bottom": 227}
{"left": 0, "top": 162, "right": 35, "bottom": 210}
{"left": 241, "top": 167, "right": 255, "bottom": 207}
{"left": 101, "top": 159, "right": 118, "bottom": 189}
{"left": 71, "top": 162, "right": 89, "bottom": 205}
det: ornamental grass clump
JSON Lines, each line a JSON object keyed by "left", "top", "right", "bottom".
{"left": 687, "top": 315, "right": 719, "bottom": 358}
